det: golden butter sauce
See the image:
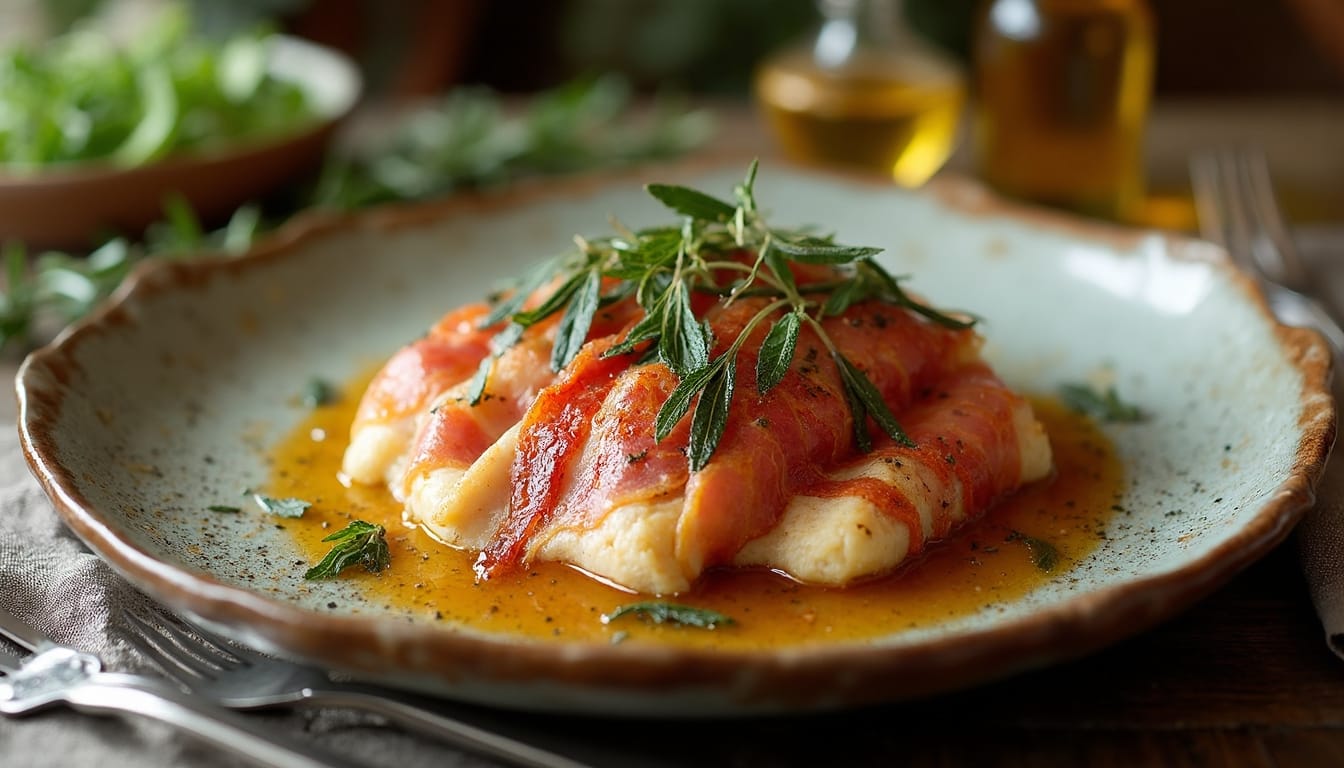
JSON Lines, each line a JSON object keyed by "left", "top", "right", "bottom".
{"left": 267, "top": 381, "right": 1121, "bottom": 651}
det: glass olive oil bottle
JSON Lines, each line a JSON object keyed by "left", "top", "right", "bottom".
{"left": 755, "top": 0, "right": 966, "bottom": 187}
{"left": 973, "top": 0, "right": 1155, "bottom": 220}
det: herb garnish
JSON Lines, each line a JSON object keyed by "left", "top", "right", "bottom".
{"left": 302, "top": 378, "right": 337, "bottom": 408}
{"left": 250, "top": 493, "right": 310, "bottom": 519}
{"left": 1059, "top": 382, "right": 1144, "bottom": 423}
{"left": 477, "top": 161, "right": 973, "bottom": 469}
{"left": 1007, "top": 530, "right": 1060, "bottom": 573}
{"left": 207, "top": 505, "right": 241, "bottom": 514}
{"left": 602, "top": 601, "right": 735, "bottom": 629}
{"left": 303, "top": 521, "right": 391, "bottom": 580}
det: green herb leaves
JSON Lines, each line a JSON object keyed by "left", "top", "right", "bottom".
{"left": 1008, "top": 530, "right": 1060, "bottom": 573}
{"left": 303, "top": 521, "right": 391, "bottom": 580}
{"left": 1059, "top": 382, "right": 1145, "bottom": 423}
{"left": 552, "top": 268, "right": 603, "bottom": 370}
{"left": 835, "top": 353, "right": 914, "bottom": 452}
{"left": 481, "top": 161, "right": 972, "bottom": 469}
{"left": 302, "top": 378, "right": 337, "bottom": 408}
{"left": 756, "top": 311, "right": 800, "bottom": 394}
{"left": 250, "top": 494, "right": 310, "bottom": 519}
{"left": 645, "top": 184, "right": 736, "bottom": 222}
{"left": 602, "top": 601, "right": 734, "bottom": 629}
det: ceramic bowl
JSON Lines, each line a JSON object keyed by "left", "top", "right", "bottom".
{"left": 0, "top": 35, "right": 362, "bottom": 249}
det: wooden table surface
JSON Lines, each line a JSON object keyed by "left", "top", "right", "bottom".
{"left": 492, "top": 543, "right": 1344, "bottom": 767}
{"left": 9, "top": 100, "right": 1344, "bottom": 768}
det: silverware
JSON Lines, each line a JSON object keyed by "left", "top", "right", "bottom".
{"left": 0, "top": 605, "right": 351, "bottom": 768}
{"left": 122, "top": 608, "right": 592, "bottom": 768}
{"left": 1190, "top": 147, "right": 1344, "bottom": 354}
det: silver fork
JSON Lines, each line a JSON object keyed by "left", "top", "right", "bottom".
{"left": 1190, "top": 147, "right": 1344, "bottom": 354}
{"left": 122, "top": 609, "right": 591, "bottom": 768}
{"left": 0, "top": 605, "right": 351, "bottom": 768}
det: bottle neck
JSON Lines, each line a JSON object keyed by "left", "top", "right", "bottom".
{"left": 814, "top": 0, "right": 908, "bottom": 67}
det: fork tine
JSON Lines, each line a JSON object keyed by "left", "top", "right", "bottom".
{"left": 1191, "top": 149, "right": 1247, "bottom": 261}
{"left": 1236, "top": 150, "right": 1310, "bottom": 287}
{"left": 122, "top": 610, "right": 228, "bottom": 679}
{"left": 169, "top": 615, "right": 267, "bottom": 667}
{"left": 0, "top": 644, "right": 23, "bottom": 674}
{"left": 1190, "top": 151, "right": 1229, "bottom": 248}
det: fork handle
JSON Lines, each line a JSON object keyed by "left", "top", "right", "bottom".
{"left": 306, "top": 683, "right": 590, "bottom": 768}
{"left": 68, "top": 673, "right": 354, "bottom": 768}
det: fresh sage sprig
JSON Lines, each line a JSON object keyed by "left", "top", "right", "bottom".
{"left": 479, "top": 160, "right": 975, "bottom": 470}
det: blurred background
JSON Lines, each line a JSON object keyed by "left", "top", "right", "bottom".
{"left": 0, "top": 0, "right": 1342, "bottom": 349}
{"left": 10, "top": 0, "right": 1332, "bottom": 99}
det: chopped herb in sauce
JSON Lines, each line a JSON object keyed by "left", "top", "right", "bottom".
{"left": 207, "top": 505, "right": 241, "bottom": 514}
{"left": 302, "top": 377, "right": 338, "bottom": 408}
{"left": 303, "top": 520, "right": 391, "bottom": 580}
{"left": 601, "top": 601, "right": 735, "bottom": 629}
{"left": 1007, "top": 530, "right": 1060, "bottom": 573}
{"left": 1059, "top": 382, "right": 1145, "bottom": 423}
{"left": 249, "top": 493, "right": 310, "bottom": 519}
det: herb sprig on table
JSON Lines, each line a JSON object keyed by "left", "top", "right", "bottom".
{"left": 0, "top": 74, "right": 710, "bottom": 353}
{"left": 473, "top": 161, "right": 975, "bottom": 469}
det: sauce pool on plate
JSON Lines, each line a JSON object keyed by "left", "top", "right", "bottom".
{"left": 267, "top": 375, "right": 1122, "bottom": 651}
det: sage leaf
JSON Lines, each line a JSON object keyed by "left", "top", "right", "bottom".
{"left": 822, "top": 278, "right": 868, "bottom": 317}
{"left": 551, "top": 268, "right": 602, "bottom": 370}
{"left": 654, "top": 358, "right": 722, "bottom": 442}
{"left": 756, "top": 312, "right": 800, "bottom": 394}
{"left": 646, "top": 184, "right": 736, "bottom": 222}
{"left": 659, "top": 286, "right": 709, "bottom": 377}
{"left": 837, "top": 354, "right": 914, "bottom": 448}
{"left": 303, "top": 521, "right": 391, "bottom": 580}
{"left": 602, "top": 601, "right": 735, "bottom": 629}
{"left": 604, "top": 299, "right": 665, "bottom": 357}
{"left": 763, "top": 241, "right": 797, "bottom": 294}
{"left": 688, "top": 355, "right": 736, "bottom": 472}
{"left": 251, "top": 494, "right": 310, "bottom": 518}
{"left": 512, "top": 270, "right": 584, "bottom": 327}
{"left": 770, "top": 236, "right": 882, "bottom": 264}
{"left": 861, "top": 260, "right": 976, "bottom": 330}
{"left": 302, "top": 377, "right": 336, "bottom": 408}
{"left": 1008, "top": 530, "right": 1060, "bottom": 573}
{"left": 467, "top": 322, "right": 525, "bottom": 406}
{"left": 1059, "top": 382, "right": 1145, "bottom": 423}
{"left": 480, "top": 258, "right": 558, "bottom": 328}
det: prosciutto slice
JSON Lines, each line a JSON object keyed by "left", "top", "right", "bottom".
{"left": 341, "top": 304, "right": 493, "bottom": 486}
{"left": 345, "top": 288, "right": 1053, "bottom": 595}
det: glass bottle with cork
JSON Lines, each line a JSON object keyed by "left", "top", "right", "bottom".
{"left": 754, "top": 0, "right": 966, "bottom": 187}
{"left": 972, "top": 0, "right": 1155, "bottom": 221}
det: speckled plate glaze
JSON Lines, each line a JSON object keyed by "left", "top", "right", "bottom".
{"left": 17, "top": 163, "right": 1334, "bottom": 715}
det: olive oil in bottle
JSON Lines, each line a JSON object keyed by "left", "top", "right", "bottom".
{"left": 973, "top": 0, "right": 1155, "bottom": 220}
{"left": 754, "top": 0, "right": 965, "bottom": 187}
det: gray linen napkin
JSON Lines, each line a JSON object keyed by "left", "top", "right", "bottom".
{"left": 0, "top": 424, "right": 496, "bottom": 767}
{"left": 1297, "top": 227, "right": 1344, "bottom": 659}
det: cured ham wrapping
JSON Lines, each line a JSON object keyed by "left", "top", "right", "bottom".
{"left": 344, "top": 286, "right": 1052, "bottom": 595}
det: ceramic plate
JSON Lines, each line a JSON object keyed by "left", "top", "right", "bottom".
{"left": 17, "top": 164, "right": 1333, "bottom": 715}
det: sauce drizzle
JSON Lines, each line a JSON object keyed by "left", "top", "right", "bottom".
{"left": 268, "top": 376, "right": 1122, "bottom": 652}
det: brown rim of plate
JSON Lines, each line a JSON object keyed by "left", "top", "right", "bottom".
{"left": 14, "top": 159, "right": 1337, "bottom": 712}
